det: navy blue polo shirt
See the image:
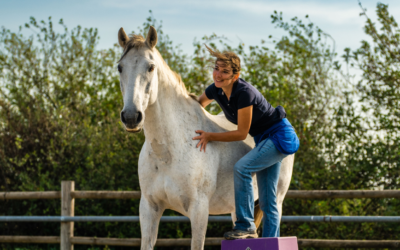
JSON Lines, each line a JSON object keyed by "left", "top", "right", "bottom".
{"left": 205, "top": 78, "right": 286, "bottom": 137}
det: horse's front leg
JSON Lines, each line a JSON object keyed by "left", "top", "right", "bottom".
{"left": 139, "top": 196, "right": 165, "bottom": 250}
{"left": 188, "top": 196, "right": 209, "bottom": 250}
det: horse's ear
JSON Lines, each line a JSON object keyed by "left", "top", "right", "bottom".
{"left": 146, "top": 26, "right": 158, "bottom": 49}
{"left": 118, "top": 27, "right": 130, "bottom": 48}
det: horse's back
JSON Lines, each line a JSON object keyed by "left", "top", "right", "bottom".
{"left": 205, "top": 111, "right": 255, "bottom": 146}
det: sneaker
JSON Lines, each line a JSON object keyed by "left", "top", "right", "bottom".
{"left": 223, "top": 229, "right": 258, "bottom": 240}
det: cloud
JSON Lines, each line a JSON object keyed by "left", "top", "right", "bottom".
{"left": 89, "top": 0, "right": 400, "bottom": 53}
{"left": 97, "top": 0, "right": 364, "bottom": 26}
{"left": 97, "top": 0, "right": 400, "bottom": 26}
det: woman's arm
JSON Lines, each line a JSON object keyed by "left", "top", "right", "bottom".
{"left": 198, "top": 92, "right": 213, "bottom": 108}
{"left": 192, "top": 105, "right": 253, "bottom": 152}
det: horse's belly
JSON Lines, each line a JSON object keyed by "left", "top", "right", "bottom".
{"left": 208, "top": 186, "right": 235, "bottom": 214}
{"left": 138, "top": 138, "right": 259, "bottom": 216}
{"left": 207, "top": 149, "right": 259, "bottom": 215}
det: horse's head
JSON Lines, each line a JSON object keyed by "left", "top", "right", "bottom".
{"left": 117, "top": 26, "right": 159, "bottom": 133}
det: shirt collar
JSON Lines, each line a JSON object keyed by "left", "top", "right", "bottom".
{"left": 217, "top": 79, "right": 240, "bottom": 97}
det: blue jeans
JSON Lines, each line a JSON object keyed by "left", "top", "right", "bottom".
{"left": 233, "top": 139, "right": 286, "bottom": 237}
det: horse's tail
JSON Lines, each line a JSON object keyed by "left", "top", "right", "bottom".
{"left": 254, "top": 200, "right": 263, "bottom": 230}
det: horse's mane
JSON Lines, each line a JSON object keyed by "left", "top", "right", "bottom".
{"left": 119, "top": 34, "right": 198, "bottom": 102}
{"left": 166, "top": 62, "right": 198, "bottom": 101}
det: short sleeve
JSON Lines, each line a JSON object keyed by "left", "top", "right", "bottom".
{"left": 237, "top": 89, "right": 256, "bottom": 109}
{"left": 205, "top": 83, "right": 216, "bottom": 100}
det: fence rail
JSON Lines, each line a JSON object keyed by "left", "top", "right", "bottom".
{"left": 2, "top": 190, "right": 400, "bottom": 200}
{"left": 1, "top": 215, "right": 400, "bottom": 223}
{"left": 0, "top": 191, "right": 60, "bottom": 200}
{"left": 1, "top": 181, "right": 399, "bottom": 249}
{"left": 285, "top": 190, "right": 400, "bottom": 199}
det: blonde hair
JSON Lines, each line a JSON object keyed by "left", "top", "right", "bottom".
{"left": 205, "top": 44, "right": 241, "bottom": 75}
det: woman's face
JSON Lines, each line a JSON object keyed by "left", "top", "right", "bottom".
{"left": 213, "top": 61, "right": 239, "bottom": 88}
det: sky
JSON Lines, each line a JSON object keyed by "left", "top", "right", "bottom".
{"left": 1, "top": 0, "right": 400, "bottom": 58}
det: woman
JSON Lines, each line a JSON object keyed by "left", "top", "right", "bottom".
{"left": 192, "top": 46, "right": 299, "bottom": 240}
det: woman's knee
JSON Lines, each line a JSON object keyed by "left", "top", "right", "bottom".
{"left": 234, "top": 159, "right": 247, "bottom": 174}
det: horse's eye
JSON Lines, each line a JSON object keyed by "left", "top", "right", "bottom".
{"left": 149, "top": 65, "right": 155, "bottom": 72}
{"left": 117, "top": 65, "right": 122, "bottom": 73}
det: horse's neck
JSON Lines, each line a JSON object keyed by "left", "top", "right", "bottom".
{"left": 143, "top": 70, "right": 205, "bottom": 144}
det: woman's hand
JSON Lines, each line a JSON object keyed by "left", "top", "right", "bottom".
{"left": 192, "top": 130, "right": 210, "bottom": 152}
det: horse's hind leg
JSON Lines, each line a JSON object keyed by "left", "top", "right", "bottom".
{"left": 139, "top": 197, "right": 164, "bottom": 250}
{"left": 188, "top": 197, "right": 209, "bottom": 250}
{"left": 231, "top": 211, "right": 237, "bottom": 227}
{"left": 277, "top": 154, "right": 294, "bottom": 220}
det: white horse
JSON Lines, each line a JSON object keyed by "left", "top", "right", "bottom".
{"left": 117, "top": 26, "right": 294, "bottom": 250}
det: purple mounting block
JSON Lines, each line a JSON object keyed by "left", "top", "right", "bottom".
{"left": 221, "top": 237, "right": 298, "bottom": 250}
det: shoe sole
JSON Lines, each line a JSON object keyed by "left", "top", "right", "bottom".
{"left": 224, "top": 234, "right": 258, "bottom": 240}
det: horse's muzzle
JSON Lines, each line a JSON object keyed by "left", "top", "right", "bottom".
{"left": 121, "top": 110, "right": 143, "bottom": 132}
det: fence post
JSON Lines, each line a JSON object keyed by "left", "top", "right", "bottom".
{"left": 61, "top": 181, "right": 75, "bottom": 250}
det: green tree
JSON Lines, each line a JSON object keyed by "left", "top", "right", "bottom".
{"left": 1, "top": 4, "right": 400, "bottom": 250}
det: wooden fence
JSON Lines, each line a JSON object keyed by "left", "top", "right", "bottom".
{"left": 1, "top": 181, "right": 400, "bottom": 249}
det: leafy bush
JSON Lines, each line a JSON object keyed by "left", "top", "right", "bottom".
{"left": 0, "top": 4, "right": 399, "bottom": 250}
